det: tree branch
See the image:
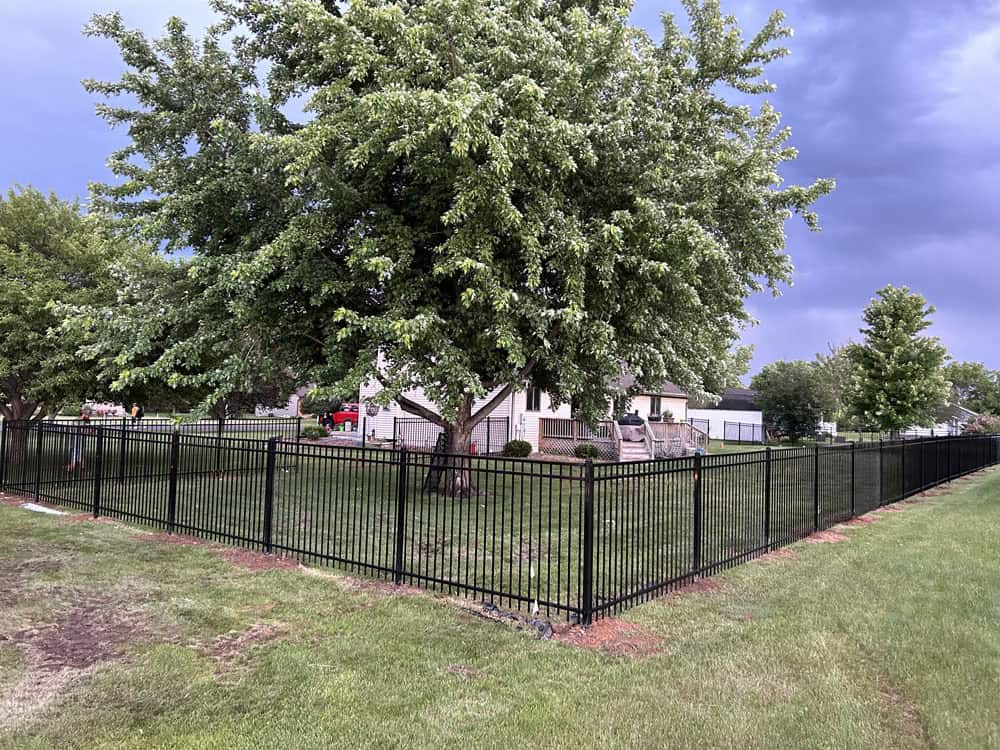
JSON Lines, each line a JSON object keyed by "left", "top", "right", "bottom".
{"left": 469, "top": 360, "right": 537, "bottom": 429}
{"left": 396, "top": 394, "right": 448, "bottom": 428}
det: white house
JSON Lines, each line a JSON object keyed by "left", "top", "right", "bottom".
{"left": 687, "top": 387, "right": 765, "bottom": 442}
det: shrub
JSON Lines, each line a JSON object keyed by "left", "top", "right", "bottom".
{"left": 300, "top": 424, "right": 328, "bottom": 439}
{"left": 574, "top": 443, "right": 601, "bottom": 459}
{"left": 502, "top": 440, "right": 532, "bottom": 457}
{"left": 964, "top": 415, "right": 1000, "bottom": 435}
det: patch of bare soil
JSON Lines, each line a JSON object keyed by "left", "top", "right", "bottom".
{"left": 344, "top": 577, "right": 424, "bottom": 597}
{"left": 756, "top": 547, "right": 798, "bottom": 562}
{"left": 806, "top": 530, "right": 849, "bottom": 544}
{"left": 135, "top": 532, "right": 217, "bottom": 548}
{"left": 0, "top": 592, "right": 149, "bottom": 729}
{"left": 875, "top": 506, "right": 905, "bottom": 513}
{"left": 0, "top": 559, "right": 63, "bottom": 607}
{"left": 203, "top": 622, "right": 287, "bottom": 672}
{"left": 551, "top": 619, "right": 665, "bottom": 658}
{"left": 0, "top": 492, "right": 27, "bottom": 507}
{"left": 219, "top": 548, "right": 300, "bottom": 571}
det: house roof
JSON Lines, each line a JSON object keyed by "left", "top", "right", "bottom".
{"left": 698, "top": 387, "right": 760, "bottom": 411}
{"left": 935, "top": 403, "right": 979, "bottom": 423}
{"left": 612, "top": 374, "right": 688, "bottom": 399}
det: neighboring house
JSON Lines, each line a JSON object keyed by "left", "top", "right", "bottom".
{"left": 255, "top": 386, "right": 311, "bottom": 418}
{"left": 903, "top": 404, "right": 979, "bottom": 437}
{"left": 687, "top": 387, "right": 765, "bottom": 442}
{"left": 360, "top": 375, "right": 694, "bottom": 457}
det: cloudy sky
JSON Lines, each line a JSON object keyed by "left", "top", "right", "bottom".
{"left": 2, "top": 0, "right": 998, "bottom": 373}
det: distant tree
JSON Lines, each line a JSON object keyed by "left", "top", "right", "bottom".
{"left": 68, "top": 250, "right": 303, "bottom": 421}
{"left": 943, "top": 361, "right": 1000, "bottom": 415}
{"left": 813, "top": 344, "right": 856, "bottom": 424}
{"left": 0, "top": 187, "right": 118, "bottom": 423}
{"left": 844, "top": 286, "right": 949, "bottom": 431}
{"left": 86, "top": 0, "right": 833, "bottom": 494}
{"left": 963, "top": 414, "right": 1000, "bottom": 435}
{"left": 751, "top": 360, "right": 829, "bottom": 440}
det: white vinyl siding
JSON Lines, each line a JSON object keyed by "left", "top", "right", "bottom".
{"left": 686, "top": 408, "right": 763, "bottom": 441}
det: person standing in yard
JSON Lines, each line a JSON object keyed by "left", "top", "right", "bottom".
{"left": 130, "top": 403, "right": 144, "bottom": 424}
{"left": 66, "top": 409, "right": 91, "bottom": 472}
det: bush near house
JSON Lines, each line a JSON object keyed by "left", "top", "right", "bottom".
{"left": 502, "top": 440, "right": 532, "bottom": 458}
{"left": 300, "top": 425, "right": 328, "bottom": 439}
{"left": 964, "top": 415, "right": 1000, "bottom": 434}
{"left": 574, "top": 444, "right": 602, "bottom": 459}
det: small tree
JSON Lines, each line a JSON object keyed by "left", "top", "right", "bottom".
{"left": 845, "top": 286, "right": 949, "bottom": 432}
{"left": 751, "top": 360, "right": 829, "bottom": 440}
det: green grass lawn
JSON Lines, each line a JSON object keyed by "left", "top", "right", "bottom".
{"left": 2, "top": 468, "right": 999, "bottom": 748}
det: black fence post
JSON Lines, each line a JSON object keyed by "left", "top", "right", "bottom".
{"left": 850, "top": 441, "right": 856, "bottom": 518}
{"left": 297, "top": 416, "right": 303, "bottom": 439}
{"left": 813, "top": 444, "right": 820, "bottom": 531}
{"left": 692, "top": 453, "right": 703, "bottom": 575}
{"left": 878, "top": 439, "right": 885, "bottom": 506}
{"left": 763, "top": 447, "right": 772, "bottom": 549}
{"left": 581, "top": 459, "right": 595, "bottom": 626}
{"left": 93, "top": 427, "right": 104, "bottom": 518}
{"left": 0, "top": 419, "right": 7, "bottom": 490}
{"left": 33, "top": 424, "right": 44, "bottom": 500}
{"left": 486, "top": 419, "right": 492, "bottom": 455}
{"left": 901, "top": 437, "right": 907, "bottom": 500}
{"left": 263, "top": 437, "right": 277, "bottom": 552}
{"left": 166, "top": 431, "right": 180, "bottom": 534}
{"left": 393, "top": 448, "right": 409, "bottom": 584}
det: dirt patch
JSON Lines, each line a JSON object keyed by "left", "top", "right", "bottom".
{"left": 444, "top": 664, "right": 486, "bottom": 679}
{"left": 844, "top": 514, "right": 879, "bottom": 526}
{"left": 0, "top": 559, "right": 63, "bottom": 607}
{"left": 756, "top": 547, "right": 798, "bottom": 562}
{"left": 0, "top": 592, "right": 149, "bottom": 729}
{"left": 219, "top": 548, "right": 299, "bottom": 571}
{"left": 345, "top": 577, "right": 425, "bottom": 598}
{"left": 806, "top": 530, "right": 849, "bottom": 544}
{"left": 204, "top": 622, "right": 287, "bottom": 671}
{"left": 135, "top": 532, "right": 217, "bottom": 548}
{"left": 875, "top": 506, "right": 905, "bottom": 513}
{"left": 552, "top": 619, "right": 664, "bottom": 658}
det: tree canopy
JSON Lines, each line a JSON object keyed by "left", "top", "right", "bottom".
{"left": 751, "top": 360, "right": 831, "bottom": 440}
{"left": 844, "top": 286, "right": 949, "bottom": 431}
{"left": 942, "top": 361, "right": 1000, "bottom": 416}
{"left": 85, "top": 0, "right": 833, "bottom": 460}
{"left": 0, "top": 186, "right": 119, "bottom": 420}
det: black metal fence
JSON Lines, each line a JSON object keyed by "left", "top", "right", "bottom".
{"left": 724, "top": 421, "right": 764, "bottom": 443}
{"left": 392, "top": 416, "right": 509, "bottom": 455}
{"left": 49, "top": 416, "right": 301, "bottom": 440}
{"left": 1, "top": 420, "right": 996, "bottom": 625}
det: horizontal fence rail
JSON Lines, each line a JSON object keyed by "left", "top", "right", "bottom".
{"left": 0, "top": 420, "right": 996, "bottom": 625}
{"left": 48, "top": 416, "right": 302, "bottom": 440}
{"left": 392, "top": 416, "right": 508, "bottom": 455}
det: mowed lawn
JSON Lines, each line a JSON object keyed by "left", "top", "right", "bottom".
{"left": 2, "top": 470, "right": 1000, "bottom": 749}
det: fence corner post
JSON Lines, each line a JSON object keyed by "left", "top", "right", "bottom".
{"left": 878, "top": 439, "right": 885, "bottom": 505}
{"left": 166, "top": 430, "right": 180, "bottom": 534}
{"left": 581, "top": 458, "right": 595, "bottom": 626}
{"left": 850, "top": 441, "right": 856, "bottom": 518}
{"left": 33, "top": 423, "right": 44, "bottom": 500}
{"left": 93, "top": 426, "right": 104, "bottom": 519}
{"left": 813, "top": 444, "right": 820, "bottom": 531}
{"left": 263, "top": 437, "right": 277, "bottom": 553}
{"left": 0, "top": 419, "right": 8, "bottom": 490}
{"left": 393, "top": 448, "right": 409, "bottom": 584}
{"left": 692, "top": 452, "right": 703, "bottom": 576}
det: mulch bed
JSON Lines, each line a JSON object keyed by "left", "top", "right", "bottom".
{"left": 756, "top": 547, "right": 798, "bottom": 562}
{"left": 670, "top": 577, "right": 721, "bottom": 596}
{"left": 875, "top": 506, "right": 905, "bottom": 513}
{"left": 219, "top": 548, "right": 300, "bottom": 571}
{"left": 805, "top": 530, "right": 849, "bottom": 544}
{"left": 844, "top": 514, "right": 879, "bottom": 526}
{"left": 551, "top": 619, "right": 664, "bottom": 658}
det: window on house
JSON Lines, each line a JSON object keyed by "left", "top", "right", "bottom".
{"left": 649, "top": 396, "right": 661, "bottom": 417}
{"left": 526, "top": 386, "right": 542, "bottom": 412}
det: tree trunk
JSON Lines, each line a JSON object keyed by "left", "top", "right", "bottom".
{"left": 443, "top": 416, "right": 475, "bottom": 498}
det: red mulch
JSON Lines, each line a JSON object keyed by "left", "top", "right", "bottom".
{"left": 844, "top": 514, "right": 879, "bottom": 526}
{"left": 552, "top": 619, "right": 664, "bottom": 658}
{"left": 756, "top": 547, "right": 798, "bottom": 562}
{"left": 875, "top": 506, "right": 904, "bottom": 513}
{"left": 805, "top": 530, "right": 849, "bottom": 544}
{"left": 219, "top": 548, "right": 299, "bottom": 571}
{"left": 345, "top": 578, "right": 425, "bottom": 597}
{"left": 673, "top": 577, "right": 721, "bottom": 595}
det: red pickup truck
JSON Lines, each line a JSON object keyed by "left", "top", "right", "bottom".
{"left": 318, "top": 403, "right": 360, "bottom": 432}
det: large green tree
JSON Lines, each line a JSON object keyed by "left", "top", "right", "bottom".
{"left": 844, "top": 286, "right": 949, "bottom": 431}
{"left": 85, "top": 0, "right": 832, "bottom": 489}
{"left": 943, "top": 361, "right": 1000, "bottom": 415}
{"left": 751, "top": 360, "right": 831, "bottom": 440}
{"left": 0, "top": 187, "right": 117, "bottom": 422}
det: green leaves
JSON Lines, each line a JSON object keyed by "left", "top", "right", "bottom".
{"left": 86, "top": 0, "right": 833, "bottom": 429}
{"left": 845, "top": 285, "right": 950, "bottom": 431}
